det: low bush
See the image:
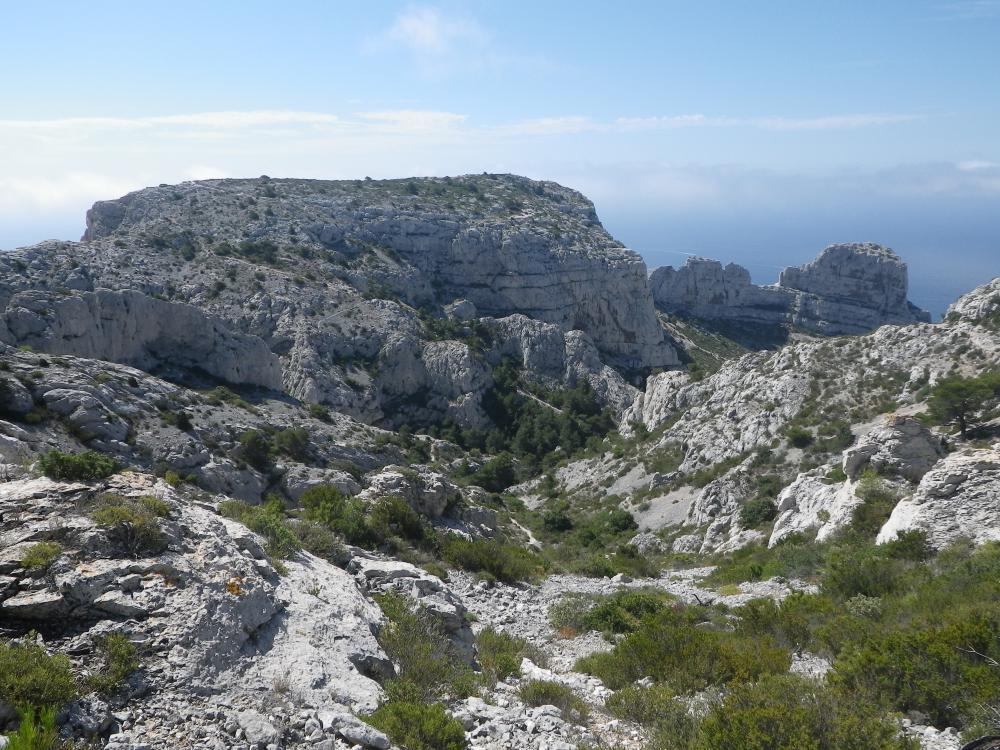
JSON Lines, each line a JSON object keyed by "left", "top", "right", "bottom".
{"left": 20, "top": 541, "right": 62, "bottom": 573}
{"left": 575, "top": 607, "right": 790, "bottom": 692}
{"left": 439, "top": 535, "right": 543, "bottom": 583}
{"left": 374, "top": 592, "right": 476, "bottom": 703}
{"left": 0, "top": 640, "right": 78, "bottom": 710}
{"left": 605, "top": 683, "right": 684, "bottom": 724}
{"left": 218, "top": 499, "right": 300, "bottom": 559}
{"left": 739, "top": 498, "right": 778, "bottom": 529}
{"left": 518, "top": 680, "right": 588, "bottom": 723}
{"left": 272, "top": 427, "right": 310, "bottom": 461}
{"left": 85, "top": 632, "right": 139, "bottom": 696}
{"left": 237, "top": 429, "right": 272, "bottom": 470}
{"left": 475, "top": 627, "right": 542, "bottom": 685}
{"left": 90, "top": 494, "right": 169, "bottom": 557}
{"left": 693, "top": 674, "right": 915, "bottom": 750}
{"left": 365, "top": 701, "right": 467, "bottom": 750}
{"left": 785, "top": 425, "right": 814, "bottom": 448}
{"left": 4, "top": 706, "right": 59, "bottom": 750}
{"left": 299, "top": 484, "right": 380, "bottom": 548}
{"left": 831, "top": 612, "right": 1000, "bottom": 728}
{"left": 37, "top": 450, "right": 119, "bottom": 481}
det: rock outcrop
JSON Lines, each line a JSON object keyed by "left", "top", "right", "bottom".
{"left": 649, "top": 243, "right": 931, "bottom": 336}
{"left": 0, "top": 289, "right": 283, "bottom": 390}
{"left": 877, "top": 448, "right": 1000, "bottom": 549}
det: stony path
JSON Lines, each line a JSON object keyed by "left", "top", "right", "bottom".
{"left": 447, "top": 568, "right": 816, "bottom": 749}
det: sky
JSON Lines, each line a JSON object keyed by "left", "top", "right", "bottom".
{"left": 1, "top": 1, "right": 998, "bottom": 316}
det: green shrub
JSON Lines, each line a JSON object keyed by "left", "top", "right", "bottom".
{"left": 365, "top": 701, "right": 467, "bottom": 750}
{"left": 218, "top": 499, "right": 300, "bottom": 559}
{"left": 475, "top": 627, "right": 540, "bottom": 685}
{"left": 299, "top": 484, "right": 380, "bottom": 548}
{"left": 369, "top": 496, "right": 431, "bottom": 547}
{"left": 294, "top": 520, "right": 348, "bottom": 564}
{"left": 739, "top": 499, "right": 778, "bottom": 529}
{"left": 439, "top": 535, "right": 543, "bottom": 583}
{"left": 831, "top": 613, "right": 1000, "bottom": 728}
{"left": 548, "top": 593, "right": 596, "bottom": 634}
{"left": 20, "top": 541, "right": 62, "bottom": 573}
{"left": 605, "top": 683, "right": 684, "bottom": 724}
{"left": 0, "top": 640, "right": 78, "bottom": 710}
{"left": 883, "top": 529, "right": 933, "bottom": 561}
{"left": 238, "top": 429, "right": 272, "bottom": 470}
{"left": 465, "top": 452, "right": 517, "bottom": 492}
{"left": 575, "top": 607, "right": 790, "bottom": 692}
{"left": 583, "top": 588, "right": 673, "bottom": 635}
{"left": 374, "top": 592, "right": 476, "bottom": 702}
{"left": 272, "top": 427, "right": 310, "bottom": 461}
{"left": 823, "top": 545, "right": 905, "bottom": 599}
{"left": 4, "top": 706, "right": 59, "bottom": 750}
{"left": 85, "top": 632, "right": 139, "bottom": 696}
{"left": 90, "top": 494, "right": 168, "bottom": 557}
{"left": 518, "top": 680, "right": 588, "bottom": 723}
{"left": 693, "top": 674, "right": 915, "bottom": 750}
{"left": 37, "top": 450, "right": 119, "bottom": 481}
{"left": 785, "top": 426, "right": 814, "bottom": 448}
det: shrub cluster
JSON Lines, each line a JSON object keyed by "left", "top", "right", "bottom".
{"left": 575, "top": 605, "right": 790, "bottom": 692}
{"left": 89, "top": 494, "right": 170, "bottom": 557}
{"left": 38, "top": 450, "right": 119, "bottom": 481}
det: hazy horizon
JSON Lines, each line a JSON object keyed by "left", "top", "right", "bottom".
{"left": 2, "top": 1, "right": 997, "bottom": 317}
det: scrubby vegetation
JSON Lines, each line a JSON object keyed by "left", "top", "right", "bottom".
{"left": 85, "top": 632, "right": 139, "bottom": 696}
{"left": 89, "top": 494, "right": 170, "bottom": 557}
{"left": 518, "top": 679, "right": 588, "bottom": 722}
{"left": 20, "top": 541, "right": 62, "bottom": 573}
{"left": 37, "top": 450, "right": 119, "bottom": 481}
{"left": 436, "top": 358, "right": 616, "bottom": 480}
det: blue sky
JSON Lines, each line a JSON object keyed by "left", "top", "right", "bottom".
{"left": 1, "top": 1, "right": 998, "bottom": 315}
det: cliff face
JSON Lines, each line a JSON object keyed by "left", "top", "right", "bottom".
{"left": 82, "top": 174, "right": 676, "bottom": 372}
{"left": 649, "top": 243, "right": 931, "bottom": 335}
{"left": 2, "top": 175, "right": 677, "bottom": 427}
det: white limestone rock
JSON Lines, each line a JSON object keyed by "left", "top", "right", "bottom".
{"left": 877, "top": 448, "right": 1000, "bottom": 549}
{"left": 649, "top": 243, "right": 930, "bottom": 335}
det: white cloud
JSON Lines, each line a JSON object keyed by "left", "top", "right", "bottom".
{"left": 752, "top": 113, "right": 921, "bottom": 131}
{"left": 356, "top": 109, "right": 468, "bottom": 133}
{"left": 957, "top": 159, "right": 1000, "bottom": 171}
{"left": 364, "top": 6, "right": 493, "bottom": 74}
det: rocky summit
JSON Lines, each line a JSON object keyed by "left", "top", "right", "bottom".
{"left": 0, "top": 175, "right": 998, "bottom": 750}
{"left": 649, "top": 242, "right": 931, "bottom": 336}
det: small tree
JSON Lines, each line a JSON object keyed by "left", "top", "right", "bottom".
{"left": 926, "top": 375, "right": 997, "bottom": 437}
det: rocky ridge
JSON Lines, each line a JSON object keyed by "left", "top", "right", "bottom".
{"left": 649, "top": 242, "right": 931, "bottom": 336}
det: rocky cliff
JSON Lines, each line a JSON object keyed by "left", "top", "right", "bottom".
{"left": 649, "top": 242, "right": 931, "bottom": 336}
{"left": 1, "top": 176, "right": 677, "bottom": 430}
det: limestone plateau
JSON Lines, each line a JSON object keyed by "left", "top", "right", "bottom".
{"left": 0, "top": 174, "right": 997, "bottom": 750}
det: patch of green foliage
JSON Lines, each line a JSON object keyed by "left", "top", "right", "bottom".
{"left": 0, "top": 640, "right": 78, "bottom": 710}
{"left": 549, "top": 588, "right": 675, "bottom": 636}
{"left": 20, "top": 542, "right": 62, "bottom": 573}
{"left": 38, "top": 450, "right": 119, "bottom": 481}
{"left": 365, "top": 701, "right": 468, "bottom": 750}
{"left": 439, "top": 358, "right": 615, "bottom": 478}
{"left": 219, "top": 498, "right": 301, "bottom": 559}
{"left": 4, "top": 706, "right": 60, "bottom": 750}
{"left": 85, "top": 632, "right": 139, "bottom": 696}
{"left": 686, "top": 674, "right": 916, "bottom": 750}
{"left": 925, "top": 371, "right": 1000, "bottom": 437}
{"left": 475, "top": 627, "right": 544, "bottom": 685}
{"left": 89, "top": 494, "right": 170, "bottom": 557}
{"left": 575, "top": 604, "right": 790, "bottom": 692}
{"left": 739, "top": 498, "right": 778, "bottom": 529}
{"left": 518, "top": 680, "right": 589, "bottom": 723}
{"left": 439, "top": 535, "right": 543, "bottom": 583}
{"left": 373, "top": 591, "right": 477, "bottom": 703}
